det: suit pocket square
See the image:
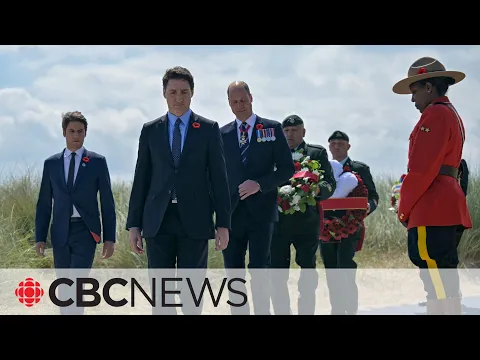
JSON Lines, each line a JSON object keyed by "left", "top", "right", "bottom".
{"left": 90, "top": 231, "right": 101, "bottom": 243}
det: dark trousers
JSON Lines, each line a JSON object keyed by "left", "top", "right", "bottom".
{"left": 145, "top": 202, "right": 209, "bottom": 315}
{"left": 319, "top": 233, "right": 359, "bottom": 315}
{"left": 269, "top": 211, "right": 319, "bottom": 315}
{"left": 222, "top": 201, "right": 274, "bottom": 315}
{"left": 52, "top": 218, "right": 98, "bottom": 315}
{"left": 408, "top": 225, "right": 460, "bottom": 300}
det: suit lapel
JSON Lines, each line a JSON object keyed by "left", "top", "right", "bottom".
{"left": 56, "top": 151, "right": 68, "bottom": 192}
{"left": 246, "top": 116, "right": 264, "bottom": 157}
{"left": 73, "top": 149, "right": 89, "bottom": 191}
{"left": 179, "top": 112, "right": 199, "bottom": 165}
{"left": 225, "top": 121, "right": 242, "bottom": 162}
{"left": 155, "top": 114, "right": 174, "bottom": 167}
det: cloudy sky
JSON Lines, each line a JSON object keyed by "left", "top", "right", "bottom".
{"left": 0, "top": 45, "right": 478, "bottom": 182}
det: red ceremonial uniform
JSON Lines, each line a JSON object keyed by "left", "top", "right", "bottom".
{"left": 398, "top": 96, "right": 472, "bottom": 230}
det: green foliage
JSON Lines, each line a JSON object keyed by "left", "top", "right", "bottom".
{"left": 1, "top": 167, "right": 479, "bottom": 269}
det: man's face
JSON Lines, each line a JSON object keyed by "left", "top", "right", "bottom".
{"left": 63, "top": 121, "right": 86, "bottom": 151}
{"left": 283, "top": 125, "right": 305, "bottom": 149}
{"left": 329, "top": 139, "right": 350, "bottom": 160}
{"left": 410, "top": 81, "right": 434, "bottom": 113}
{"left": 163, "top": 79, "right": 193, "bottom": 116}
{"left": 228, "top": 86, "right": 253, "bottom": 121}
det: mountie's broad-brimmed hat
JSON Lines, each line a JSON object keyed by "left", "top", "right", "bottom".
{"left": 328, "top": 130, "right": 349, "bottom": 142}
{"left": 282, "top": 115, "right": 304, "bottom": 128}
{"left": 392, "top": 56, "right": 465, "bottom": 95}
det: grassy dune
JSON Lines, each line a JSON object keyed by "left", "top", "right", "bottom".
{"left": 0, "top": 167, "right": 479, "bottom": 269}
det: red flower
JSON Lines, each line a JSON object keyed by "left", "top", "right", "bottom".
{"left": 192, "top": 122, "right": 200, "bottom": 129}
{"left": 82, "top": 157, "right": 89, "bottom": 163}
{"left": 319, "top": 179, "right": 369, "bottom": 243}
{"left": 301, "top": 184, "right": 310, "bottom": 192}
{"left": 294, "top": 162, "right": 302, "bottom": 171}
{"left": 255, "top": 123, "right": 263, "bottom": 130}
{"left": 417, "top": 67, "right": 427, "bottom": 75}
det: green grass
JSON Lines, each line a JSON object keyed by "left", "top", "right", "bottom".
{"left": 0, "top": 167, "right": 479, "bottom": 269}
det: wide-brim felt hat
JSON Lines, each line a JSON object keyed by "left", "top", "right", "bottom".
{"left": 392, "top": 56, "right": 465, "bottom": 95}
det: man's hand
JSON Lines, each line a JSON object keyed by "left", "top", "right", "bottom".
{"left": 102, "top": 241, "right": 115, "bottom": 259}
{"left": 367, "top": 202, "right": 371, "bottom": 214}
{"left": 35, "top": 242, "right": 46, "bottom": 257}
{"left": 129, "top": 228, "right": 144, "bottom": 255}
{"left": 215, "top": 227, "right": 229, "bottom": 251}
{"left": 239, "top": 180, "right": 261, "bottom": 200}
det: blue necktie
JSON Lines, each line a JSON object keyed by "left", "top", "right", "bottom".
{"left": 171, "top": 118, "right": 182, "bottom": 200}
{"left": 239, "top": 122, "right": 250, "bottom": 166}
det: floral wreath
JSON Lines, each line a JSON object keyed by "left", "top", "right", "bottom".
{"left": 319, "top": 166, "right": 369, "bottom": 242}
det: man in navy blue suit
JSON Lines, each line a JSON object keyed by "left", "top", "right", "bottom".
{"left": 35, "top": 111, "right": 116, "bottom": 313}
{"left": 126, "top": 66, "right": 231, "bottom": 315}
{"left": 220, "top": 81, "right": 295, "bottom": 315}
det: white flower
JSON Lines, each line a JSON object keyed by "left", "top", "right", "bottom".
{"left": 313, "top": 170, "right": 320, "bottom": 176}
{"left": 294, "top": 205, "right": 300, "bottom": 211}
{"left": 292, "top": 194, "right": 301, "bottom": 205}
{"left": 292, "top": 152, "right": 303, "bottom": 161}
{"left": 279, "top": 185, "right": 293, "bottom": 195}
{"left": 301, "top": 167, "right": 309, "bottom": 172}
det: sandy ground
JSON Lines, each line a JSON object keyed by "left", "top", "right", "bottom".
{"left": 3, "top": 268, "right": 480, "bottom": 315}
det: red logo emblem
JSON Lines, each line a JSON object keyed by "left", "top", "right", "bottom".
{"left": 15, "top": 277, "right": 44, "bottom": 307}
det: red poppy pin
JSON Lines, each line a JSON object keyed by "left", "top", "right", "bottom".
{"left": 255, "top": 123, "right": 263, "bottom": 130}
{"left": 82, "top": 156, "right": 90, "bottom": 163}
{"left": 417, "top": 67, "right": 427, "bottom": 75}
{"left": 343, "top": 165, "right": 351, "bottom": 172}
{"left": 192, "top": 122, "right": 200, "bottom": 129}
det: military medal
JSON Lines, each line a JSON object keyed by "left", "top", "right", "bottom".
{"left": 240, "top": 132, "right": 247, "bottom": 145}
{"left": 239, "top": 123, "right": 250, "bottom": 145}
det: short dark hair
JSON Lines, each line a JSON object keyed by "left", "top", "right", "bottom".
{"left": 162, "top": 66, "right": 194, "bottom": 91}
{"left": 417, "top": 76, "right": 455, "bottom": 97}
{"left": 62, "top": 111, "right": 88, "bottom": 132}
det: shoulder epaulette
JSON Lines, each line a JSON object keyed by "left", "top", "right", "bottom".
{"left": 306, "top": 143, "right": 326, "bottom": 151}
{"left": 352, "top": 160, "right": 369, "bottom": 168}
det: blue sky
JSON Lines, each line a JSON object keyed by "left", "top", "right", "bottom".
{"left": 0, "top": 45, "right": 478, "bottom": 183}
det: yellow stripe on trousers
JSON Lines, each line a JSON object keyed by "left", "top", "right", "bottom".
{"left": 417, "top": 226, "right": 447, "bottom": 299}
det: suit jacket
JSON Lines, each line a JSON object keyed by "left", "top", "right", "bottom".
{"left": 220, "top": 115, "right": 295, "bottom": 223}
{"left": 278, "top": 141, "right": 336, "bottom": 234}
{"left": 343, "top": 156, "right": 379, "bottom": 214}
{"left": 126, "top": 111, "right": 231, "bottom": 240}
{"left": 398, "top": 96, "right": 472, "bottom": 230}
{"left": 35, "top": 148, "right": 116, "bottom": 247}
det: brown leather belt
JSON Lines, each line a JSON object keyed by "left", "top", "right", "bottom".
{"left": 438, "top": 165, "right": 458, "bottom": 178}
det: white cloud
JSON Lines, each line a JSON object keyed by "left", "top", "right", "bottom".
{"left": 0, "top": 45, "right": 479, "bottom": 183}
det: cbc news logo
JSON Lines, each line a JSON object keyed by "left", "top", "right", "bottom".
{"left": 14, "top": 277, "right": 45, "bottom": 307}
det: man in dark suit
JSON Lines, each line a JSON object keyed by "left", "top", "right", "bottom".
{"left": 220, "top": 81, "right": 295, "bottom": 315}
{"left": 35, "top": 111, "right": 116, "bottom": 314}
{"left": 270, "top": 115, "right": 336, "bottom": 315}
{"left": 319, "top": 130, "right": 379, "bottom": 315}
{"left": 126, "top": 66, "right": 231, "bottom": 315}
